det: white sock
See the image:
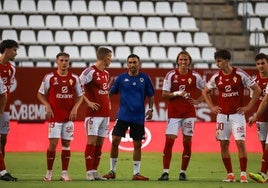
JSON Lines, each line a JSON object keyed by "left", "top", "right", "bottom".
{"left": 111, "top": 158, "right": 117, "bottom": 172}
{"left": 133, "top": 161, "right": 141, "bottom": 175}
{"left": 163, "top": 169, "right": 169, "bottom": 173}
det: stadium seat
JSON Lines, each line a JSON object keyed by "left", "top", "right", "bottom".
{"left": 176, "top": 32, "right": 194, "bottom": 46}
{"left": 0, "top": 14, "right": 11, "bottom": 28}
{"left": 202, "top": 47, "right": 216, "bottom": 62}
{"left": 147, "top": 17, "right": 164, "bottom": 31}
{"left": 28, "top": 45, "right": 46, "bottom": 60}
{"left": 20, "top": 0, "right": 36, "bottom": 12}
{"left": 238, "top": 2, "right": 255, "bottom": 16}
{"left": 105, "top": 1, "right": 121, "bottom": 15}
{"left": 163, "top": 17, "right": 180, "bottom": 31}
{"left": 185, "top": 47, "right": 202, "bottom": 61}
{"left": 36, "top": 61, "right": 52, "bottom": 67}
{"left": 37, "top": 0, "right": 53, "bottom": 13}
{"left": 19, "top": 61, "right": 34, "bottom": 67}
{"left": 255, "top": 2, "right": 268, "bottom": 16}
{"left": 180, "top": 17, "right": 199, "bottom": 31}
{"left": 71, "top": 62, "right": 87, "bottom": 68}
{"left": 260, "top": 48, "right": 268, "bottom": 54}
{"left": 80, "top": 46, "right": 96, "bottom": 61}
{"left": 141, "top": 62, "right": 157, "bottom": 68}
{"left": 46, "top": 15, "right": 62, "bottom": 29}
{"left": 133, "top": 46, "right": 151, "bottom": 61}
{"left": 88, "top": 1, "right": 105, "bottom": 14}
{"left": 139, "top": 1, "right": 155, "bottom": 15}
{"left": 172, "top": 2, "right": 190, "bottom": 16}
{"left": 96, "top": 16, "right": 113, "bottom": 30}
{"left": 159, "top": 32, "right": 176, "bottom": 46}
{"left": 37, "top": 30, "right": 54, "bottom": 45}
{"left": 150, "top": 46, "right": 167, "bottom": 61}
{"left": 130, "top": 16, "right": 146, "bottom": 31}
{"left": 54, "top": 30, "right": 72, "bottom": 44}
{"left": 45, "top": 46, "right": 61, "bottom": 59}
{"left": 249, "top": 32, "right": 267, "bottom": 47}
{"left": 142, "top": 31, "right": 158, "bottom": 46}
{"left": 90, "top": 31, "right": 106, "bottom": 45}
{"left": 3, "top": 0, "right": 20, "bottom": 12}
{"left": 247, "top": 17, "right": 264, "bottom": 32}
{"left": 28, "top": 15, "right": 45, "bottom": 29}
{"left": 72, "top": 31, "right": 89, "bottom": 44}
{"left": 63, "top": 46, "right": 80, "bottom": 60}
{"left": 158, "top": 62, "right": 174, "bottom": 68}
{"left": 155, "top": 1, "right": 172, "bottom": 16}
{"left": 113, "top": 16, "right": 130, "bottom": 30}
{"left": 20, "top": 30, "right": 37, "bottom": 44}
{"left": 2, "top": 30, "right": 19, "bottom": 41}
{"left": 54, "top": 0, "right": 71, "bottom": 13}
{"left": 194, "top": 63, "right": 209, "bottom": 69}
{"left": 115, "top": 46, "right": 131, "bottom": 61}
{"left": 107, "top": 31, "right": 124, "bottom": 45}
{"left": 16, "top": 45, "right": 28, "bottom": 61}
{"left": 124, "top": 31, "right": 141, "bottom": 45}
{"left": 167, "top": 47, "right": 183, "bottom": 61}
{"left": 71, "top": 0, "right": 87, "bottom": 13}
{"left": 11, "top": 15, "right": 28, "bottom": 28}
{"left": 80, "top": 15, "right": 96, "bottom": 29}
{"left": 122, "top": 1, "right": 138, "bottom": 15}
{"left": 63, "top": 15, "right": 79, "bottom": 29}
{"left": 264, "top": 18, "right": 268, "bottom": 31}
{"left": 193, "top": 32, "right": 212, "bottom": 46}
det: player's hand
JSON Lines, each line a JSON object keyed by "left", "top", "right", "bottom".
{"left": 248, "top": 114, "right": 257, "bottom": 126}
{"left": 88, "top": 101, "right": 100, "bottom": 111}
{"left": 145, "top": 110, "right": 153, "bottom": 120}
{"left": 45, "top": 105, "right": 54, "bottom": 119}
{"left": 173, "top": 90, "right": 189, "bottom": 98}
{"left": 210, "top": 105, "right": 222, "bottom": 114}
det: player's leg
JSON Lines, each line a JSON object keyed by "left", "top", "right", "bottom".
{"left": 158, "top": 118, "right": 180, "bottom": 181}
{"left": 0, "top": 112, "right": 10, "bottom": 158}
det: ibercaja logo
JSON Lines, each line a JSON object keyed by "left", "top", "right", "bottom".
{"left": 108, "top": 127, "right": 152, "bottom": 151}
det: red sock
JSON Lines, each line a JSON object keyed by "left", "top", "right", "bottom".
{"left": 47, "top": 150, "right": 56, "bottom": 170}
{"left": 61, "top": 150, "right": 71, "bottom": 171}
{"left": 239, "top": 157, "right": 247, "bottom": 172}
{"left": 93, "top": 145, "right": 102, "bottom": 170}
{"left": 163, "top": 138, "right": 175, "bottom": 169}
{"left": 85, "top": 144, "right": 95, "bottom": 171}
{"left": 0, "top": 153, "right": 6, "bottom": 171}
{"left": 261, "top": 149, "right": 268, "bottom": 174}
{"left": 222, "top": 157, "right": 233, "bottom": 173}
{"left": 181, "top": 141, "right": 192, "bottom": 171}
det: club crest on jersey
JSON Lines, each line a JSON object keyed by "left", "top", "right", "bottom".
{"left": 233, "top": 76, "right": 237, "bottom": 83}
{"left": 140, "top": 78, "right": 144, "bottom": 83}
{"left": 53, "top": 77, "right": 59, "bottom": 85}
{"left": 188, "top": 78, "right": 192, "bottom": 84}
{"left": 69, "top": 79, "right": 73, "bottom": 86}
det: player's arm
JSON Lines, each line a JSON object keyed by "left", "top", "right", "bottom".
{"left": 249, "top": 92, "right": 268, "bottom": 124}
{"left": 241, "top": 83, "right": 261, "bottom": 113}
{"left": 145, "top": 96, "right": 154, "bottom": 120}
{"left": 162, "top": 90, "right": 188, "bottom": 99}
{"left": 0, "top": 92, "right": 7, "bottom": 116}
{"left": 83, "top": 95, "right": 100, "bottom": 111}
{"left": 69, "top": 95, "right": 84, "bottom": 121}
{"left": 37, "top": 92, "right": 54, "bottom": 119}
{"left": 202, "top": 86, "right": 221, "bottom": 114}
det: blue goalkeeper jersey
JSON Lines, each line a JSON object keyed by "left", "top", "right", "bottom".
{"left": 110, "top": 72, "right": 155, "bottom": 124}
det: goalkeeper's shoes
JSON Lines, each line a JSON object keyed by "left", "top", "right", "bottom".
{"left": 103, "top": 170, "right": 116, "bottom": 180}
{"left": 0, "top": 173, "right": 18, "bottom": 182}
{"left": 222, "top": 174, "right": 236, "bottom": 182}
{"left": 249, "top": 172, "right": 266, "bottom": 183}
{"left": 43, "top": 170, "right": 52, "bottom": 182}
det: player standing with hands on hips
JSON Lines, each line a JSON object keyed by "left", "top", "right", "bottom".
{"left": 79, "top": 47, "right": 112, "bottom": 181}
{"left": 248, "top": 53, "right": 268, "bottom": 183}
{"left": 202, "top": 49, "right": 261, "bottom": 183}
{"left": 158, "top": 50, "right": 206, "bottom": 181}
{"left": 103, "top": 54, "right": 155, "bottom": 180}
{"left": 38, "top": 52, "right": 84, "bottom": 181}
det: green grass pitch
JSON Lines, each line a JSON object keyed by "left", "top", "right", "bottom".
{"left": 0, "top": 152, "right": 266, "bottom": 188}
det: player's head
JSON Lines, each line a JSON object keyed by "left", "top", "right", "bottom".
{"left": 176, "top": 50, "right": 192, "bottom": 68}
{"left": 0, "top": 39, "right": 19, "bottom": 60}
{"left": 96, "top": 46, "right": 112, "bottom": 68}
{"left": 255, "top": 53, "right": 268, "bottom": 73}
{"left": 56, "top": 52, "right": 70, "bottom": 70}
{"left": 214, "top": 49, "right": 231, "bottom": 61}
{"left": 127, "top": 54, "right": 141, "bottom": 75}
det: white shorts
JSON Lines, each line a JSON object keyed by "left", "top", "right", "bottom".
{"left": 48, "top": 121, "right": 74, "bottom": 140}
{"left": 165, "top": 118, "right": 195, "bottom": 137}
{"left": 256, "top": 121, "right": 268, "bottom": 143}
{"left": 0, "top": 112, "right": 10, "bottom": 134}
{"left": 216, "top": 113, "right": 246, "bottom": 141}
{"left": 84, "top": 117, "right": 110, "bottom": 137}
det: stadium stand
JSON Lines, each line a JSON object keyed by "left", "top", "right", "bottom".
{"left": 0, "top": 0, "right": 266, "bottom": 68}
